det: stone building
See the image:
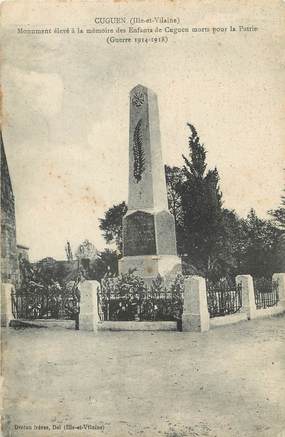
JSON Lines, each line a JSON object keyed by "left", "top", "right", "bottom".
{"left": 1, "top": 131, "right": 20, "bottom": 285}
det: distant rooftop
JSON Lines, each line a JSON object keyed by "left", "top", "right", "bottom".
{"left": 17, "top": 244, "right": 29, "bottom": 250}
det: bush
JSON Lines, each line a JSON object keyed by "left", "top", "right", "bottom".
{"left": 99, "top": 272, "right": 184, "bottom": 321}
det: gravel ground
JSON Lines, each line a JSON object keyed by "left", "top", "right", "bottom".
{"left": 2, "top": 315, "right": 285, "bottom": 437}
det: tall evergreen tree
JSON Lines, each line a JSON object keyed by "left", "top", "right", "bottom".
{"left": 180, "top": 124, "right": 224, "bottom": 278}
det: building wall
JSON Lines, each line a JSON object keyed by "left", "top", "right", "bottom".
{"left": 1, "top": 132, "right": 19, "bottom": 285}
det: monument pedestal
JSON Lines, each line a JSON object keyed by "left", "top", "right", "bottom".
{"left": 119, "top": 207, "right": 181, "bottom": 280}
{"left": 119, "top": 254, "right": 181, "bottom": 279}
{"left": 119, "top": 85, "right": 182, "bottom": 283}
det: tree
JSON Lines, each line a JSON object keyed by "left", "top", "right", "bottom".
{"left": 88, "top": 249, "right": 119, "bottom": 281}
{"left": 165, "top": 165, "right": 185, "bottom": 254}
{"left": 165, "top": 165, "right": 184, "bottom": 225}
{"left": 238, "top": 209, "right": 281, "bottom": 277}
{"left": 268, "top": 178, "right": 285, "bottom": 271}
{"left": 206, "top": 208, "right": 243, "bottom": 281}
{"left": 180, "top": 123, "right": 224, "bottom": 278}
{"left": 98, "top": 125, "right": 224, "bottom": 277}
{"left": 98, "top": 123, "right": 282, "bottom": 280}
{"left": 75, "top": 239, "right": 98, "bottom": 261}
{"left": 99, "top": 201, "right": 128, "bottom": 252}
{"left": 65, "top": 241, "right": 73, "bottom": 261}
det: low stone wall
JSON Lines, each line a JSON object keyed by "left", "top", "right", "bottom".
{"left": 97, "top": 321, "right": 177, "bottom": 331}
{"left": 236, "top": 273, "right": 285, "bottom": 321}
{"left": 209, "top": 273, "right": 285, "bottom": 328}
{"left": 10, "top": 319, "right": 75, "bottom": 329}
{"left": 4, "top": 274, "right": 285, "bottom": 333}
{"left": 79, "top": 279, "right": 181, "bottom": 332}
{"left": 251, "top": 305, "right": 285, "bottom": 319}
{"left": 69, "top": 275, "right": 285, "bottom": 333}
{"left": 210, "top": 312, "right": 247, "bottom": 327}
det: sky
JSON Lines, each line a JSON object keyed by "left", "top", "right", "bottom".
{"left": 2, "top": 0, "right": 285, "bottom": 262}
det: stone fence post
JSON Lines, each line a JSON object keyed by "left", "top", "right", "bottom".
{"left": 182, "top": 276, "right": 209, "bottom": 332}
{"left": 1, "top": 283, "right": 14, "bottom": 327}
{"left": 273, "top": 273, "right": 285, "bottom": 309}
{"left": 236, "top": 275, "right": 256, "bottom": 320}
{"left": 78, "top": 280, "right": 100, "bottom": 331}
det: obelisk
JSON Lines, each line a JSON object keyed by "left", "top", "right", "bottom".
{"left": 119, "top": 85, "right": 181, "bottom": 279}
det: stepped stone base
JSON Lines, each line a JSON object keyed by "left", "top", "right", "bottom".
{"left": 118, "top": 255, "right": 181, "bottom": 280}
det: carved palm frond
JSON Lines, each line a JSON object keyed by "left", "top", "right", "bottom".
{"left": 133, "top": 119, "right": 145, "bottom": 183}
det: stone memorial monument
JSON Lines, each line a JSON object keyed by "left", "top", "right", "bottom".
{"left": 119, "top": 85, "right": 181, "bottom": 279}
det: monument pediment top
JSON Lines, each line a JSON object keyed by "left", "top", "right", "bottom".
{"left": 131, "top": 84, "right": 147, "bottom": 92}
{"left": 130, "top": 84, "right": 156, "bottom": 96}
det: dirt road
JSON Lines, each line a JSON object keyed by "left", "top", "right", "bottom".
{"left": 2, "top": 315, "right": 285, "bottom": 437}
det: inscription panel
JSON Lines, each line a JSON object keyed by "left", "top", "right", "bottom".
{"left": 123, "top": 211, "right": 156, "bottom": 256}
